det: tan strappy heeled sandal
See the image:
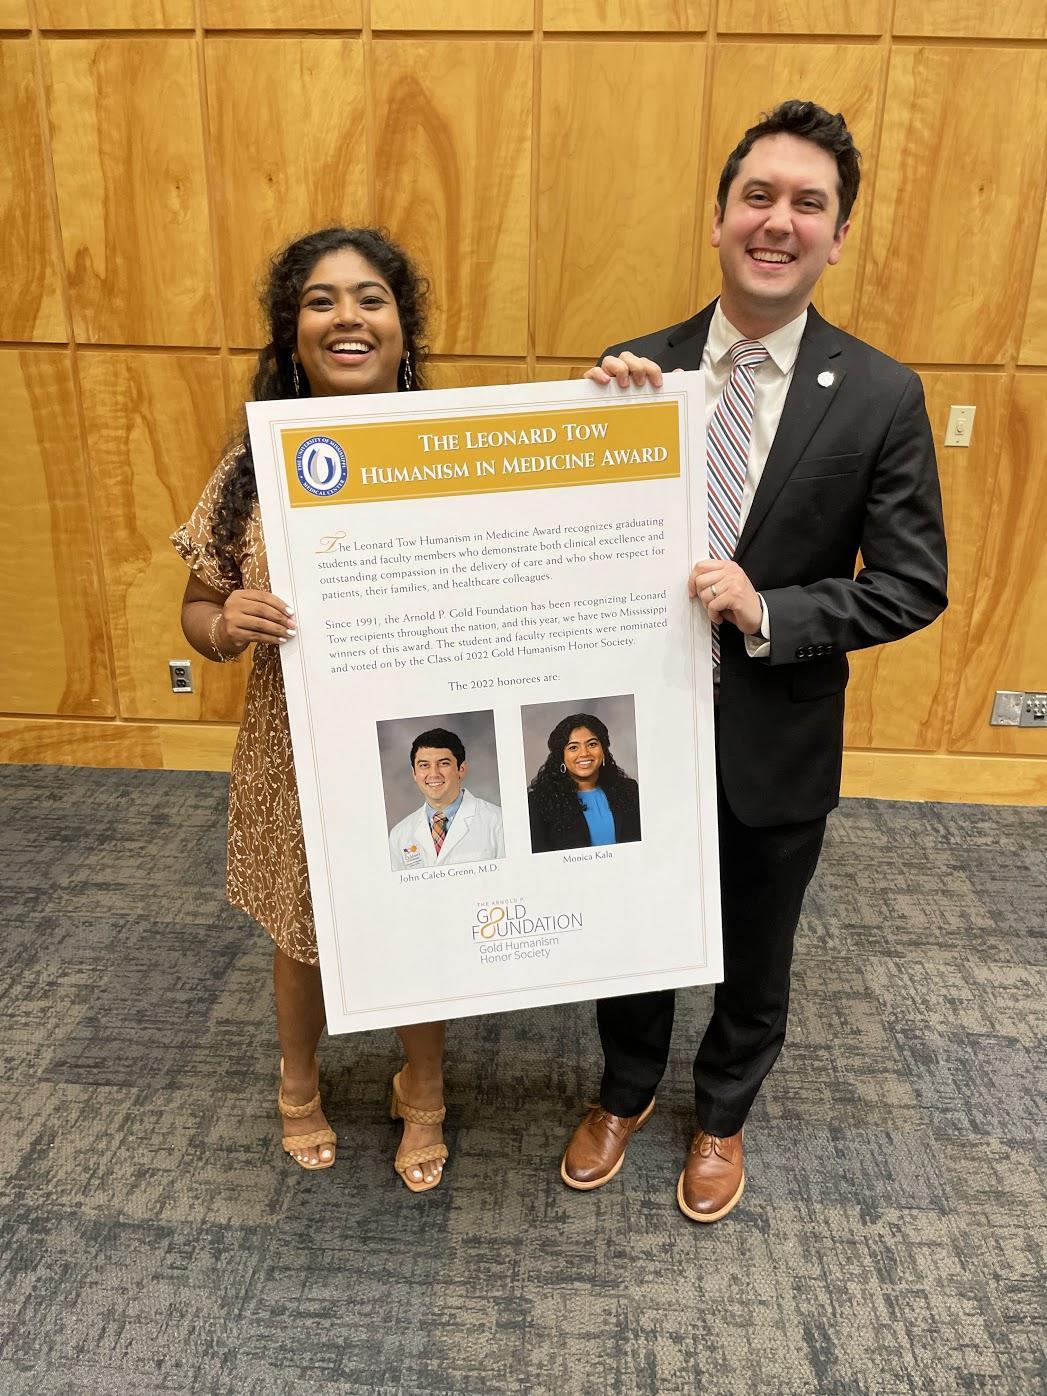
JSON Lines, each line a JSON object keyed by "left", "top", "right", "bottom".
{"left": 390, "top": 1067, "right": 448, "bottom": 1193}
{"left": 278, "top": 1058, "right": 336, "bottom": 1171}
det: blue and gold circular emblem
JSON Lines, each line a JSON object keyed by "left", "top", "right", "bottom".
{"left": 295, "top": 436, "right": 348, "bottom": 496}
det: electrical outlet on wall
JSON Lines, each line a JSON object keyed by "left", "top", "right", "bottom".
{"left": 1018, "top": 693, "right": 1047, "bottom": 727}
{"left": 169, "top": 660, "right": 193, "bottom": 693}
{"left": 990, "top": 690, "right": 1047, "bottom": 727}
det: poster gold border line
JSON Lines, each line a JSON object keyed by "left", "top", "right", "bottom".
{"left": 325, "top": 959, "right": 716, "bottom": 1024}
{"left": 266, "top": 417, "right": 353, "bottom": 1012}
{"left": 268, "top": 389, "right": 712, "bottom": 1020}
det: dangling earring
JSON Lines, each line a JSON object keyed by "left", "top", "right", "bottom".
{"left": 292, "top": 358, "right": 301, "bottom": 397}
{"left": 560, "top": 762, "right": 567, "bottom": 774}
{"left": 402, "top": 349, "right": 413, "bottom": 391}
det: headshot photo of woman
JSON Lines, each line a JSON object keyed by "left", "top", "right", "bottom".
{"left": 526, "top": 707, "right": 641, "bottom": 854}
{"left": 172, "top": 226, "right": 449, "bottom": 1193}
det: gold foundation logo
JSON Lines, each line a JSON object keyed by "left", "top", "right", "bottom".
{"left": 471, "top": 901, "right": 583, "bottom": 941}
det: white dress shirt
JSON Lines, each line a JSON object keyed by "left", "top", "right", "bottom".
{"left": 702, "top": 300, "right": 808, "bottom": 659}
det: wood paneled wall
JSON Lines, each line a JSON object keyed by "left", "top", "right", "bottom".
{"left": 2, "top": 1, "right": 1045, "bottom": 806}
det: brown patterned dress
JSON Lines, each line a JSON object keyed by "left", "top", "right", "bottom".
{"left": 172, "top": 456, "right": 318, "bottom": 964}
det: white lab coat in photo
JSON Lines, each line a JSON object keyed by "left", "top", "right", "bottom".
{"left": 388, "top": 788, "right": 505, "bottom": 871}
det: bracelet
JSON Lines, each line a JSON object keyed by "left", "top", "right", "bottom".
{"left": 208, "top": 610, "right": 241, "bottom": 663}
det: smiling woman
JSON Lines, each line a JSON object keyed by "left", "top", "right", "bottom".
{"left": 210, "top": 228, "right": 429, "bottom": 570}
{"left": 295, "top": 247, "right": 407, "bottom": 397}
{"left": 527, "top": 711, "right": 642, "bottom": 855}
{"left": 169, "top": 228, "right": 451, "bottom": 1194}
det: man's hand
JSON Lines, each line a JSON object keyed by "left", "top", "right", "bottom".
{"left": 688, "top": 559, "right": 763, "bottom": 636}
{"left": 585, "top": 352, "right": 671, "bottom": 389}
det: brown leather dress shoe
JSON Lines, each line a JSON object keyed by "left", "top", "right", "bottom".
{"left": 677, "top": 1126, "right": 744, "bottom": 1222}
{"left": 560, "top": 1098, "right": 656, "bottom": 1191}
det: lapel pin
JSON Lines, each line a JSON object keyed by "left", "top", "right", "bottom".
{"left": 817, "top": 370, "right": 835, "bottom": 388}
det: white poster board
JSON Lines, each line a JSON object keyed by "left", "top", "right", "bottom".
{"left": 248, "top": 375, "right": 721, "bottom": 1033}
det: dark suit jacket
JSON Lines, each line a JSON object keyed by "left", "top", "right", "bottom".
{"left": 605, "top": 302, "right": 948, "bottom": 827}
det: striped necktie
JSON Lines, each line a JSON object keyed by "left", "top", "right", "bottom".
{"left": 431, "top": 813, "right": 447, "bottom": 855}
{"left": 706, "top": 338, "right": 769, "bottom": 667}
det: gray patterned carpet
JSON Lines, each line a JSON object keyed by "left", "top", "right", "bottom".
{"left": 0, "top": 765, "right": 1044, "bottom": 1396}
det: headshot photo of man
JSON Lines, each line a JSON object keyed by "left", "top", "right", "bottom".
{"left": 383, "top": 720, "right": 505, "bottom": 872}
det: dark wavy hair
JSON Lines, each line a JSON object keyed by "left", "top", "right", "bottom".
{"left": 527, "top": 713, "right": 637, "bottom": 843}
{"left": 410, "top": 728, "right": 466, "bottom": 768}
{"left": 211, "top": 226, "right": 430, "bottom": 572}
{"left": 716, "top": 99, "right": 861, "bottom": 232}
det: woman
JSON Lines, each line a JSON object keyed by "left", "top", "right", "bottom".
{"left": 527, "top": 712, "right": 641, "bottom": 854}
{"left": 172, "top": 227, "right": 447, "bottom": 1191}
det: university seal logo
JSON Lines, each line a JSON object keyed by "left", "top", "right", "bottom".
{"left": 295, "top": 436, "right": 348, "bottom": 496}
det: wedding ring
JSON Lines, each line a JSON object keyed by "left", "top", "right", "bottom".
{"left": 710, "top": 584, "right": 719, "bottom": 598}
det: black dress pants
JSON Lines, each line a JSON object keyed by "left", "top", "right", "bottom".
{"left": 596, "top": 769, "right": 826, "bottom": 1137}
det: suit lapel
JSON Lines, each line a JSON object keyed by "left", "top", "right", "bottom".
{"left": 735, "top": 306, "right": 845, "bottom": 560}
{"left": 659, "top": 303, "right": 716, "bottom": 372}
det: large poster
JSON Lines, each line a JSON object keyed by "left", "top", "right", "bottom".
{"left": 248, "top": 376, "right": 721, "bottom": 1033}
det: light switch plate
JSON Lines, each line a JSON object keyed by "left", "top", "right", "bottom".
{"left": 945, "top": 405, "right": 976, "bottom": 447}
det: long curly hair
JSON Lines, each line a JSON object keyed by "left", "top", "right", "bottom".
{"left": 211, "top": 226, "right": 430, "bottom": 572}
{"left": 527, "top": 712, "right": 637, "bottom": 844}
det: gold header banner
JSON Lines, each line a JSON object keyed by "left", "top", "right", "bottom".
{"left": 281, "top": 399, "right": 680, "bottom": 507}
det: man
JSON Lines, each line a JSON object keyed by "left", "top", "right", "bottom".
{"left": 560, "top": 101, "right": 947, "bottom": 1221}
{"left": 388, "top": 727, "right": 505, "bottom": 871}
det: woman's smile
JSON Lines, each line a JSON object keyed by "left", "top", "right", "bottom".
{"left": 323, "top": 336, "right": 376, "bottom": 364}
{"left": 563, "top": 728, "right": 605, "bottom": 789}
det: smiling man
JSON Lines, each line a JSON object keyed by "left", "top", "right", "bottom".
{"left": 560, "top": 101, "right": 948, "bottom": 1221}
{"left": 388, "top": 727, "right": 505, "bottom": 871}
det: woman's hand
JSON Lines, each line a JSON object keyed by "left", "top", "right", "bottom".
{"left": 220, "top": 589, "right": 296, "bottom": 651}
